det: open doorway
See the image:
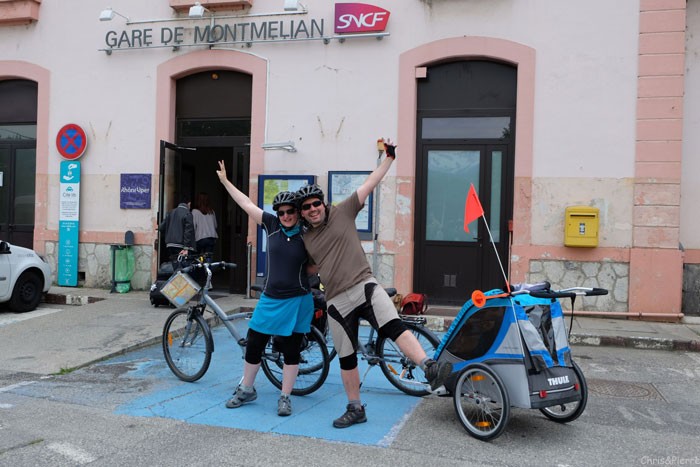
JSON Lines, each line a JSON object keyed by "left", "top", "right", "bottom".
{"left": 157, "top": 143, "right": 249, "bottom": 294}
{"left": 182, "top": 146, "right": 249, "bottom": 293}
{"left": 167, "top": 69, "right": 253, "bottom": 294}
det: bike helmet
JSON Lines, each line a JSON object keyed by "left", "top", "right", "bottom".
{"left": 272, "top": 191, "right": 297, "bottom": 211}
{"left": 295, "top": 184, "right": 325, "bottom": 206}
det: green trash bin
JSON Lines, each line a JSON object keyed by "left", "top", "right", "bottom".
{"left": 111, "top": 245, "right": 135, "bottom": 293}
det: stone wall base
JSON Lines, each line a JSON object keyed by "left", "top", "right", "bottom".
{"left": 44, "top": 241, "right": 154, "bottom": 291}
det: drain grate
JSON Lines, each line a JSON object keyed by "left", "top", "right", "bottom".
{"left": 587, "top": 379, "right": 666, "bottom": 401}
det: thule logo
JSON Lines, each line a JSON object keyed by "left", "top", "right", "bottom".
{"left": 547, "top": 376, "right": 570, "bottom": 386}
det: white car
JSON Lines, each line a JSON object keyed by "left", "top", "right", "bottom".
{"left": 0, "top": 240, "right": 52, "bottom": 312}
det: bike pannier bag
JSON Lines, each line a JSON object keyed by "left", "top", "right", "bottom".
{"left": 400, "top": 293, "right": 428, "bottom": 315}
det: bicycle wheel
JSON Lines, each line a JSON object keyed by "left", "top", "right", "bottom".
{"left": 453, "top": 363, "right": 510, "bottom": 441}
{"left": 162, "top": 308, "right": 213, "bottom": 382}
{"left": 376, "top": 322, "right": 440, "bottom": 396}
{"left": 539, "top": 361, "right": 588, "bottom": 423}
{"left": 260, "top": 326, "right": 330, "bottom": 396}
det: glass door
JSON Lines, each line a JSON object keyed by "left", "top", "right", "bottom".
{"left": 0, "top": 139, "right": 36, "bottom": 248}
{"left": 414, "top": 144, "right": 510, "bottom": 305}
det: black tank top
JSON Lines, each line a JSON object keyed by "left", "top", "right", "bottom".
{"left": 261, "top": 212, "right": 310, "bottom": 299}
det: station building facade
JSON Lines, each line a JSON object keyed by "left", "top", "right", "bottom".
{"left": 1, "top": 0, "right": 698, "bottom": 320}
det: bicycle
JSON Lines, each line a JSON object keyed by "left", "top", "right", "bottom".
{"left": 161, "top": 258, "right": 330, "bottom": 396}
{"left": 311, "top": 280, "right": 441, "bottom": 397}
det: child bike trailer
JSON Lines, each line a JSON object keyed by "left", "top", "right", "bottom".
{"left": 434, "top": 289, "right": 587, "bottom": 441}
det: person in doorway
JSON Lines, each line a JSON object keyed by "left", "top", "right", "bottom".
{"left": 159, "top": 195, "right": 196, "bottom": 260}
{"left": 216, "top": 160, "right": 313, "bottom": 417}
{"left": 191, "top": 191, "right": 218, "bottom": 256}
{"left": 296, "top": 138, "right": 453, "bottom": 428}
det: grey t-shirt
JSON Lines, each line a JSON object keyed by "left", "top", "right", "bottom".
{"left": 302, "top": 192, "right": 372, "bottom": 300}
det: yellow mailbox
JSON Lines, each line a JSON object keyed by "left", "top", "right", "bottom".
{"left": 564, "top": 206, "right": 599, "bottom": 247}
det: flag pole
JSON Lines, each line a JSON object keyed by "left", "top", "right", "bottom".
{"left": 464, "top": 183, "right": 510, "bottom": 293}
{"left": 480, "top": 213, "right": 511, "bottom": 293}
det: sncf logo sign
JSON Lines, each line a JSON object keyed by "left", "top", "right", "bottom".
{"left": 334, "top": 3, "right": 391, "bottom": 34}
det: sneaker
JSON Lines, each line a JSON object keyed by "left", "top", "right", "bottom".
{"left": 225, "top": 386, "right": 257, "bottom": 408}
{"left": 424, "top": 359, "right": 453, "bottom": 391}
{"left": 333, "top": 404, "right": 367, "bottom": 428}
{"left": 277, "top": 395, "right": 292, "bottom": 416}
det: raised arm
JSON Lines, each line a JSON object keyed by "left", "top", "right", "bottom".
{"left": 216, "top": 160, "right": 263, "bottom": 225}
{"left": 356, "top": 138, "right": 396, "bottom": 206}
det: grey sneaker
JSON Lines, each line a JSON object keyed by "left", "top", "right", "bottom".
{"left": 424, "top": 359, "right": 453, "bottom": 391}
{"left": 333, "top": 404, "right": 367, "bottom": 428}
{"left": 277, "top": 395, "right": 292, "bottom": 416}
{"left": 226, "top": 386, "right": 257, "bottom": 408}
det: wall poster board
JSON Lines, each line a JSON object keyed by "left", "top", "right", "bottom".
{"left": 328, "top": 171, "right": 373, "bottom": 238}
{"left": 256, "top": 175, "right": 315, "bottom": 278}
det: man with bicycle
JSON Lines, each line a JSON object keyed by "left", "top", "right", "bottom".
{"left": 297, "top": 138, "right": 453, "bottom": 428}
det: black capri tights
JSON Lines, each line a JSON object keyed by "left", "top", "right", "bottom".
{"left": 338, "top": 318, "right": 407, "bottom": 370}
{"left": 244, "top": 328, "right": 304, "bottom": 366}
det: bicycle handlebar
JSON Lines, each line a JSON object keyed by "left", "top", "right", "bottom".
{"left": 179, "top": 260, "right": 237, "bottom": 274}
{"left": 528, "top": 287, "right": 608, "bottom": 299}
{"left": 511, "top": 281, "right": 551, "bottom": 294}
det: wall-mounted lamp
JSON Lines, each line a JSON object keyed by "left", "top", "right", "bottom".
{"left": 99, "top": 7, "right": 129, "bottom": 22}
{"left": 283, "top": 0, "right": 307, "bottom": 12}
{"left": 261, "top": 141, "right": 297, "bottom": 152}
{"left": 189, "top": 2, "right": 212, "bottom": 18}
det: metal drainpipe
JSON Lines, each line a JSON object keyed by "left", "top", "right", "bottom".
{"left": 246, "top": 242, "right": 252, "bottom": 299}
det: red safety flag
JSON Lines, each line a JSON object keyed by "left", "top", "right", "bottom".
{"left": 464, "top": 183, "right": 484, "bottom": 233}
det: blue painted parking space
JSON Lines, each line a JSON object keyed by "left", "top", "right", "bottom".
{"left": 110, "top": 326, "right": 425, "bottom": 446}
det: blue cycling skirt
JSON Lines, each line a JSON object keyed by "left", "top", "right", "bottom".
{"left": 249, "top": 293, "right": 314, "bottom": 336}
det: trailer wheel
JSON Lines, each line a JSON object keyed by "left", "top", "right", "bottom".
{"left": 539, "top": 361, "right": 588, "bottom": 423}
{"left": 453, "top": 363, "right": 510, "bottom": 441}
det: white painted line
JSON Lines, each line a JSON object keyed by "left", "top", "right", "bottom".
{"left": 0, "top": 381, "right": 36, "bottom": 393}
{"left": 0, "top": 307, "right": 63, "bottom": 327}
{"left": 0, "top": 403, "right": 13, "bottom": 408}
{"left": 46, "top": 442, "right": 97, "bottom": 464}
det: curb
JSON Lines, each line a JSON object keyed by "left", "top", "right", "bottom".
{"left": 40, "top": 294, "right": 700, "bottom": 354}
{"left": 44, "top": 292, "right": 106, "bottom": 306}
{"left": 569, "top": 333, "right": 700, "bottom": 352}
{"left": 423, "top": 315, "right": 700, "bottom": 353}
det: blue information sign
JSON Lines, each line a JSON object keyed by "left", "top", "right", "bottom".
{"left": 58, "top": 161, "right": 81, "bottom": 286}
{"left": 120, "top": 173, "right": 152, "bottom": 209}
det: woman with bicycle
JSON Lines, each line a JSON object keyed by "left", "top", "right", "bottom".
{"left": 216, "top": 160, "right": 314, "bottom": 417}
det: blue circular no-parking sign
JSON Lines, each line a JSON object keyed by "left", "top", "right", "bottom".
{"left": 56, "top": 123, "right": 87, "bottom": 160}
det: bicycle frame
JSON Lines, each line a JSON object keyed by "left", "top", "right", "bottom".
{"left": 182, "top": 264, "right": 252, "bottom": 350}
{"left": 345, "top": 315, "right": 439, "bottom": 395}
{"left": 197, "top": 293, "right": 251, "bottom": 350}
{"left": 354, "top": 316, "right": 431, "bottom": 364}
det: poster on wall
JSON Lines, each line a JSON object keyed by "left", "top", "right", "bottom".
{"left": 120, "top": 173, "right": 152, "bottom": 209}
{"left": 328, "top": 171, "right": 372, "bottom": 233}
{"left": 256, "top": 175, "right": 315, "bottom": 278}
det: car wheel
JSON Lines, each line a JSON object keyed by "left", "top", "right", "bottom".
{"left": 9, "top": 271, "right": 43, "bottom": 313}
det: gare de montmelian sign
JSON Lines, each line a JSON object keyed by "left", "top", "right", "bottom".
{"left": 99, "top": 3, "right": 391, "bottom": 53}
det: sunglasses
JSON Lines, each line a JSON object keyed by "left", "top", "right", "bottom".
{"left": 277, "top": 207, "right": 297, "bottom": 217}
{"left": 301, "top": 200, "right": 323, "bottom": 211}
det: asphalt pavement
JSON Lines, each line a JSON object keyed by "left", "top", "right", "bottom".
{"left": 2, "top": 286, "right": 700, "bottom": 464}
{"left": 1, "top": 285, "right": 699, "bottom": 375}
